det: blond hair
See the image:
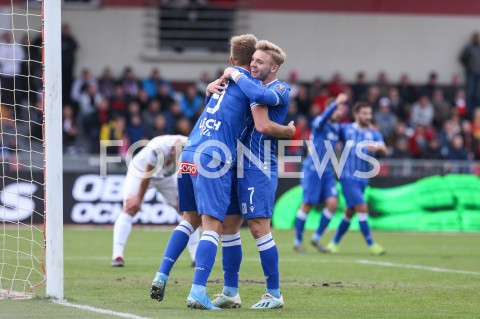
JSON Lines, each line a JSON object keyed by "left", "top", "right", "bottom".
{"left": 230, "top": 34, "right": 258, "bottom": 66}
{"left": 256, "top": 40, "right": 286, "bottom": 66}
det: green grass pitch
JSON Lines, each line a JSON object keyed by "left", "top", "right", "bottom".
{"left": 2, "top": 227, "right": 479, "bottom": 318}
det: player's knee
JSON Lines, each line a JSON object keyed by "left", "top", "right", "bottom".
{"left": 247, "top": 219, "right": 270, "bottom": 239}
{"left": 183, "top": 211, "right": 202, "bottom": 229}
{"left": 300, "top": 203, "right": 312, "bottom": 213}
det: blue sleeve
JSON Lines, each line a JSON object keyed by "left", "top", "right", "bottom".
{"left": 373, "top": 130, "right": 385, "bottom": 144}
{"left": 205, "top": 95, "right": 211, "bottom": 105}
{"left": 236, "top": 76, "right": 280, "bottom": 107}
{"left": 311, "top": 103, "right": 337, "bottom": 130}
{"left": 339, "top": 123, "right": 348, "bottom": 142}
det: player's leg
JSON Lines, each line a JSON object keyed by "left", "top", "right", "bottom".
{"left": 212, "top": 214, "right": 243, "bottom": 308}
{"left": 187, "top": 214, "right": 223, "bottom": 310}
{"left": 156, "top": 174, "right": 200, "bottom": 266}
{"left": 111, "top": 171, "right": 142, "bottom": 267}
{"left": 355, "top": 198, "right": 385, "bottom": 255}
{"left": 243, "top": 170, "right": 283, "bottom": 309}
{"left": 248, "top": 218, "right": 284, "bottom": 309}
{"left": 151, "top": 155, "right": 201, "bottom": 302}
{"left": 327, "top": 179, "right": 359, "bottom": 253}
{"left": 213, "top": 178, "right": 243, "bottom": 308}
{"left": 294, "top": 165, "right": 321, "bottom": 252}
{"left": 311, "top": 175, "right": 338, "bottom": 252}
{"left": 187, "top": 155, "right": 231, "bottom": 310}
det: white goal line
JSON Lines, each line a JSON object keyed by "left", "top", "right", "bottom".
{"left": 52, "top": 299, "right": 153, "bottom": 319}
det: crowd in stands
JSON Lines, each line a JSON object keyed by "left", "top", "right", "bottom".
{"left": 2, "top": 24, "right": 480, "bottom": 162}
{"left": 59, "top": 65, "right": 480, "bottom": 163}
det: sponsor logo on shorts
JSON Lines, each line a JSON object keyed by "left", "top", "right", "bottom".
{"left": 242, "top": 203, "right": 247, "bottom": 215}
{"left": 178, "top": 162, "right": 198, "bottom": 176}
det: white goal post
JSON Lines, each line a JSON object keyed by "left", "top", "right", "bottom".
{"left": 44, "top": 0, "right": 64, "bottom": 300}
{"left": 0, "top": 0, "right": 63, "bottom": 300}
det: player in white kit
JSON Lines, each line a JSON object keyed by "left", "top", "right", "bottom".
{"left": 111, "top": 135, "right": 200, "bottom": 267}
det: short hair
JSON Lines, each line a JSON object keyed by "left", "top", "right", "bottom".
{"left": 230, "top": 34, "right": 258, "bottom": 66}
{"left": 353, "top": 101, "right": 371, "bottom": 113}
{"left": 256, "top": 40, "right": 286, "bottom": 66}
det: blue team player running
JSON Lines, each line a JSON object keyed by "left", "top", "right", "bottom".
{"left": 212, "top": 40, "right": 290, "bottom": 309}
{"left": 294, "top": 93, "right": 348, "bottom": 253}
{"left": 327, "top": 101, "right": 387, "bottom": 255}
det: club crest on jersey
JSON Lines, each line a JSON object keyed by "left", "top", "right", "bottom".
{"left": 178, "top": 162, "right": 198, "bottom": 176}
{"left": 199, "top": 117, "right": 222, "bottom": 136}
{"left": 273, "top": 83, "right": 287, "bottom": 96}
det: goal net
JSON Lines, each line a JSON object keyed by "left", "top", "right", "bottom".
{"left": 0, "top": 0, "right": 62, "bottom": 300}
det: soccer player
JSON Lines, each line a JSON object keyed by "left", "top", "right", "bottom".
{"left": 326, "top": 101, "right": 387, "bottom": 255}
{"left": 293, "top": 93, "right": 348, "bottom": 253}
{"left": 149, "top": 34, "right": 294, "bottom": 310}
{"left": 212, "top": 40, "right": 289, "bottom": 309}
{"left": 111, "top": 135, "right": 199, "bottom": 267}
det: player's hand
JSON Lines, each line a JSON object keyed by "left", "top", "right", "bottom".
{"left": 206, "top": 78, "right": 224, "bottom": 96}
{"left": 335, "top": 93, "right": 348, "bottom": 106}
{"left": 124, "top": 196, "right": 142, "bottom": 215}
{"left": 285, "top": 120, "right": 296, "bottom": 138}
{"left": 223, "top": 67, "right": 236, "bottom": 80}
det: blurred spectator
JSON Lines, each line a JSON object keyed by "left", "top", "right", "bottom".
{"left": 431, "top": 89, "right": 452, "bottom": 130}
{"left": 287, "top": 115, "right": 310, "bottom": 156}
{"left": 422, "top": 72, "right": 440, "bottom": 98}
{"left": 195, "top": 71, "right": 211, "bottom": 96}
{"left": 0, "top": 32, "right": 25, "bottom": 108}
{"left": 156, "top": 83, "right": 175, "bottom": 110}
{"left": 147, "top": 114, "right": 168, "bottom": 138}
{"left": 142, "top": 99, "right": 162, "bottom": 133}
{"left": 308, "top": 77, "right": 323, "bottom": 98}
{"left": 136, "top": 88, "right": 151, "bottom": 111}
{"left": 121, "top": 67, "right": 140, "bottom": 98}
{"left": 461, "top": 120, "right": 480, "bottom": 159}
{"left": 287, "top": 70, "right": 300, "bottom": 100}
{"left": 453, "top": 89, "right": 468, "bottom": 118}
{"left": 445, "top": 74, "right": 464, "bottom": 104}
{"left": 284, "top": 100, "right": 299, "bottom": 125}
{"left": 127, "top": 113, "right": 146, "bottom": 145}
{"left": 351, "top": 71, "right": 368, "bottom": 102}
{"left": 142, "top": 68, "right": 173, "bottom": 99}
{"left": 311, "top": 87, "right": 330, "bottom": 116}
{"left": 164, "top": 101, "right": 184, "bottom": 133}
{"left": 78, "top": 83, "right": 102, "bottom": 120}
{"left": 397, "top": 74, "right": 418, "bottom": 105}
{"left": 61, "top": 24, "right": 78, "bottom": 104}
{"left": 472, "top": 108, "right": 480, "bottom": 140}
{"left": 71, "top": 68, "right": 97, "bottom": 106}
{"left": 126, "top": 101, "right": 142, "bottom": 124}
{"left": 110, "top": 84, "right": 127, "bottom": 115}
{"left": 100, "top": 115, "right": 129, "bottom": 156}
{"left": 62, "top": 105, "right": 78, "bottom": 152}
{"left": 438, "top": 119, "right": 460, "bottom": 151}
{"left": 98, "top": 67, "right": 116, "bottom": 99}
{"left": 387, "top": 87, "right": 404, "bottom": 120}
{"left": 174, "top": 117, "right": 193, "bottom": 136}
{"left": 327, "top": 72, "right": 347, "bottom": 97}
{"left": 385, "top": 122, "right": 411, "bottom": 148}
{"left": 410, "top": 95, "right": 434, "bottom": 127}
{"left": 374, "top": 97, "right": 397, "bottom": 137}
{"left": 445, "top": 134, "right": 469, "bottom": 160}
{"left": 409, "top": 124, "right": 434, "bottom": 158}
{"left": 390, "top": 137, "right": 411, "bottom": 159}
{"left": 460, "top": 31, "right": 480, "bottom": 115}
{"left": 366, "top": 85, "right": 380, "bottom": 110}
{"left": 179, "top": 85, "right": 204, "bottom": 118}
{"left": 295, "top": 85, "right": 311, "bottom": 117}
{"left": 421, "top": 137, "right": 444, "bottom": 160}
{"left": 376, "top": 71, "right": 390, "bottom": 96}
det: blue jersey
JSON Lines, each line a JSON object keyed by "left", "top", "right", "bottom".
{"left": 183, "top": 67, "right": 253, "bottom": 164}
{"left": 339, "top": 123, "right": 384, "bottom": 182}
{"left": 234, "top": 76, "right": 290, "bottom": 170}
{"left": 303, "top": 103, "right": 340, "bottom": 176}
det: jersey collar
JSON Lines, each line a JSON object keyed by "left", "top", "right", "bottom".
{"left": 236, "top": 66, "right": 251, "bottom": 75}
{"left": 264, "top": 78, "right": 279, "bottom": 87}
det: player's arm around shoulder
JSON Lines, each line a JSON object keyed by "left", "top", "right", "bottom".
{"left": 251, "top": 104, "right": 295, "bottom": 138}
